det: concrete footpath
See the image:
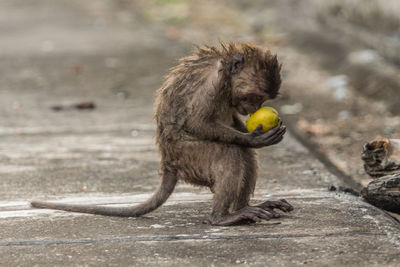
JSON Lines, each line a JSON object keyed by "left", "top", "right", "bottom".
{"left": 0, "top": 1, "right": 399, "bottom": 266}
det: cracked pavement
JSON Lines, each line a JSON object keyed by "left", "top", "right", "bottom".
{"left": 0, "top": 0, "right": 399, "bottom": 266}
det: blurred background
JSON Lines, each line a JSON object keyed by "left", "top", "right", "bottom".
{"left": 0, "top": 0, "right": 399, "bottom": 191}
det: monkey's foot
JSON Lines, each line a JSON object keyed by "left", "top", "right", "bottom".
{"left": 210, "top": 206, "right": 276, "bottom": 226}
{"left": 256, "top": 199, "right": 294, "bottom": 218}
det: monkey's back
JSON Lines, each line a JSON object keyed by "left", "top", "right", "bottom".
{"left": 153, "top": 50, "right": 220, "bottom": 146}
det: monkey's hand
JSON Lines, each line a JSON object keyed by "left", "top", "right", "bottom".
{"left": 248, "top": 123, "right": 286, "bottom": 148}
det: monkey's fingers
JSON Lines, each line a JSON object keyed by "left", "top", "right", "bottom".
{"left": 266, "top": 125, "right": 286, "bottom": 138}
{"left": 260, "top": 126, "right": 286, "bottom": 145}
{"left": 250, "top": 124, "right": 265, "bottom": 136}
{"left": 251, "top": 123, "right": 281, "bottom": 137}
{"left": 249, "top": 125, "right": 286, "bottom": 148}
{"left": 271, "top": 125, "right": 286, "bottom": 139}
{"left": 274, "top": 120, "right": 283, "bottom": 129}
{"left": 267, "top": 128, "right": 286, "bottom": 146}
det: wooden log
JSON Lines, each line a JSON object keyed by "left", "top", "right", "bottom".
{"left": 361, "top": 138, "right": 400, "bottom": 178}
{"left": 361, "top": 174, "right": 400, "bottom": 213}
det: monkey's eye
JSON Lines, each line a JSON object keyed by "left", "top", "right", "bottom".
{"left": 255, "top": 96, "right": 262, "bottom": 101}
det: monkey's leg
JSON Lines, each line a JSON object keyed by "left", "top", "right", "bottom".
{"left": 209, "top": 147, "right": 275, "bottom": 226}
{"left": 230, "top": 147, "right": 257, "bottom": 211}
{"left": 230, "top": 148, "right": 293, "bottom": 220}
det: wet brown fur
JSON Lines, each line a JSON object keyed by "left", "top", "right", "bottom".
{"left": 31, "top": 43, "right": 292, "bottom": 225}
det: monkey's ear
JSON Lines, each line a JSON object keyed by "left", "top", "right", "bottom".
{"left": 227, "top": 53, "right": 245, "bottom": 74}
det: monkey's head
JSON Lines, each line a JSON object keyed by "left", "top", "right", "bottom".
{"left": 226, "top": 45, "right": 282, "bottom": 116}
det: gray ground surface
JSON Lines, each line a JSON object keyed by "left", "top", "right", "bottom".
{"left": 0, "top": 1, "right": 399, "bottom": 266}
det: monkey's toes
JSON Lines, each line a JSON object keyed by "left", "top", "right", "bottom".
{"left": 279, "top": 199, "right": 294, "bottom": 211}
{"left": 210, "top": 206, "right": 275, "bottom": 226}
{"left": 258, "top": 199, "right": 294, "bottom": 212}
{"left": 263, "top": 208, "right": 281, "bottom": 218}
{"left": 239, "top": 206, "right": 274, "bottom": 222}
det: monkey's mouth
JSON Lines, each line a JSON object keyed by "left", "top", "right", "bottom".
{"left": 236, "top": 105, "right": 248, "bottom": 116}
{"left": 237, "top": 104, "right": 260, "bottom": 116}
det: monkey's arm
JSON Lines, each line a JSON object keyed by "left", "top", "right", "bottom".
{"left": 185, "top": 119, "right": 286, "bottom": 148}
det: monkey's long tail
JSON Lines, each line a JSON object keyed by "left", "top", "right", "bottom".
{"left": 31, "top": 172, "right": 178, "bottom": 217}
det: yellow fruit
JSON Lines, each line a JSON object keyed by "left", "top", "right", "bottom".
{"left": 246, "top": 107, "right": 280, "bottom": 132}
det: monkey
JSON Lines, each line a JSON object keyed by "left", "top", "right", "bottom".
{"left": 31, "top": 43, "right": 293, "bottom": 226}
